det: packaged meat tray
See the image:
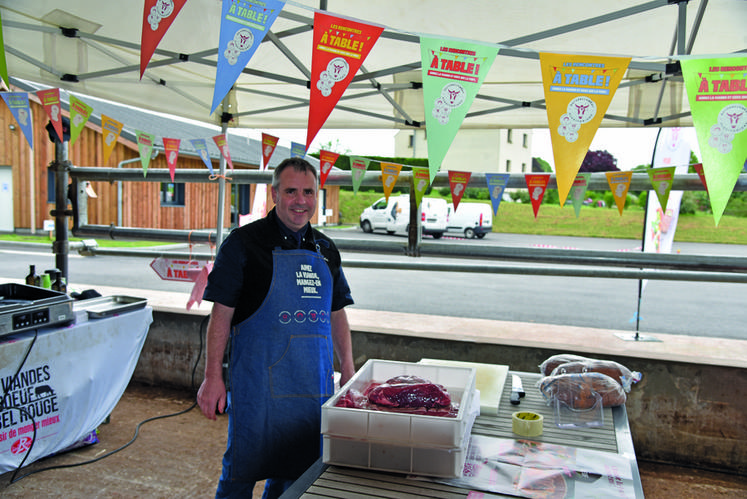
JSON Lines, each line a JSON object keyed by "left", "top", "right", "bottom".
{"left": 322, "top": 359, "right": 477, "bottom": 446}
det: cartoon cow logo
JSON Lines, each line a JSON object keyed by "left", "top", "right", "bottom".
{"left": 566, "top": 96, "right": 597, "bottom": 124}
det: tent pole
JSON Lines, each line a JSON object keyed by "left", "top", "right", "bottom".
{"left": 216, "top": 119, "right": 228, "bottom": 246}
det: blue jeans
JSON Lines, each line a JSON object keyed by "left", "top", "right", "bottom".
{"left": 215, "top": 478, "right": 293, "bottom": 499}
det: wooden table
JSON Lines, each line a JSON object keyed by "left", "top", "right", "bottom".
{"left": 282, "top": 371, "right": 644, "bottom": 498}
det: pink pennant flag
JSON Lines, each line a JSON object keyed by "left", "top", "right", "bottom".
{"left": 448, "top": 171, "right": 471, "bottom": 211}
{"left": 212, "top": 134, "right": 234, "bottom": 171}
{"left": 162, "top": 137, "right": 181, "bottom": 182}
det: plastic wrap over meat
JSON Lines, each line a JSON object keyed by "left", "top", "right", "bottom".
{"left": 538, "top": 372, "right": 627, "bottom": 409}
{"left": 367, "top": 375, "right": 451, "bottom": 409}
{"left": 550, "top": 359, "right": 642, "bottom": 392}
{"left": 335, "top": 375, "right": 458, "bottom": 417}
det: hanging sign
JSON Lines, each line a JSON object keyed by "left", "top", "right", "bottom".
{"left": 136, "top": 130, "right": 156, "bottom": 177}
{"left": 140, "top": 0, "right": 188, "bottom": 78}
{"left": 290, "top": 141, "right": 306, "bottom": 158}
{"left": 681, "top": 56, "right": 747, "bottom": 225}
{"left": 162, "top": 137, "right": 181, "bottom": 182}
{"left": 380, "top": 162, "right": 402, "bottom": 201}
{"left": 306, "top": 12, "right": 383, "bottom": 150}
{"left": 211, "top": 0, "right": 285, "bottom": 112}
{"left": 190, "top": 138, "right": 214, "bottom": 175}
{"left": 485, "top": 173, "right": 510, "bottom": 216}
{"left": 36, "top": 88, "right": 64, "bottom": 142}
{"left": 606, "top": 171, "right": 633, "bottom": 215}
{"left": 212, "top": 134, "right": 234, "bottom": 171}
{"left": 101, "top": 115, "right": 124, "bottom": 164}
{"left": 150, "top": 257, "right": 209, "bottom": 282}
{"left": 68, "top": 95, "right": 93, "bottom": 146}
{"left": 318, "top": 149, "right": 340, "bottom": 189}
{"left": 421, "top": 37, "right": 497, "bottom": 183}
{"left": 569, "top": 172, "right": 590, "bottom": 218}
{"left": 349, "top": 156, "right": 371, "bottom": 195}
{"left": 261, "top": 133, "right": 279, "bottom": 169}
{"left": 525, "top": 173, "right": 550, "bottom": 218}
{"left": 448, "top": 170, "right": 471, "bottom": 211}
{"left": 1, "top": 92, "right": 33, "bottom": 148}
{"left": 412, "top": 167, "right": 431, "bottom": 207}
{"left": 540, "top": 52, "right": 630, "bottom": 206}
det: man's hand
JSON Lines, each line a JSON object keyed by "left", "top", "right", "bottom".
{"left": 197, "top": 375, "right": 227, "bottom": 420}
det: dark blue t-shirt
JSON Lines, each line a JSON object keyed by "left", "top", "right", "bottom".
{"left": 203, "top": 208, "right": 354, "bottom": 326}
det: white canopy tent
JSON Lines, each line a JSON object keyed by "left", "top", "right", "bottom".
{"left": 1, "top": 0, "right": 744, "bottom": 132}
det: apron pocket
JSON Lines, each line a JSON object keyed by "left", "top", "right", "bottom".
{"left": 269, "top": 334, "right": 333, "bottom": 398}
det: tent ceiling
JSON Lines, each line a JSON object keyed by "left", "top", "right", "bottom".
{"left": 1, "top": 0, "right": 744, "bottom": 130}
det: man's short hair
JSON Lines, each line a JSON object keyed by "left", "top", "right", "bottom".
{"left": 272, "top": 157, "right": 318, "bottom": 190}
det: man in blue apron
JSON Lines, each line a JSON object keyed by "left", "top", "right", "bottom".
{"left": 197, "top": 158, "right": 355, "bottom": 499}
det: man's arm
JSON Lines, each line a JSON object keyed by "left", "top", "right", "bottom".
{"left": 197, "top": 302, "right": 235, "bottom": 420}
{"left": 330, "top": 308, "right": 355, "bottom": 387}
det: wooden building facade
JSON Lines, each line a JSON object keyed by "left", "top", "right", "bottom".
{"left": 1, "top": 90, "right": 340, "bottom": 234}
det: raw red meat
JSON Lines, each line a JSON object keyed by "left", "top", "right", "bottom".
{"left": 366, "top": 376, "right": 451, "bottom": 409}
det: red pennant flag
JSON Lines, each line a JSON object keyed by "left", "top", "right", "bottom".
{"left": 692, "top": 163, "right": 709, "bottom": 194}
{"left": 36, "top": 88, "right": 64, "bottom": 142}
{"left": 140, "top": 0, "right": 188, "bottom": 79}
{"left": 306, "top": 12, "right": 384, "bottom": 150}
{"left": 448, "top": 171, "right": 472, "bottom": 211}
{"left": 261, "top": 133, "right": 279, "bottom": 170}
{"left": 318, "top": 149, "right": 340, "bottom": 189}
{"left": 213, "top": 134, "right": 234, "bottom": 171}
{"left": 525, "top": 174, "right": 551, "bottom": 219}
{"left": 162, "top": 137, "right": 181, "bottom": 182}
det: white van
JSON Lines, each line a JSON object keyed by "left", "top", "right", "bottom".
{"left": 445, "top": 202, "right": 493, "bottom": 239}
{"left": 360, "top": 195, "right": 447, "bottom": 238}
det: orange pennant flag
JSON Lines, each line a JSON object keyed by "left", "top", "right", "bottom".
{"left": 448, "top": 171, "right": 471, "bottom": 211}
{"left": 318, "top": 149, "right": 340, "bottom": 189}
{"left": 606, "top": 171, "right": 633, "bottom": 215}
{"left": 525, "top": 173, "right": 551, "bottom": 219}
{"left": 381, "top": 162, "right": 403, "bottom": 201}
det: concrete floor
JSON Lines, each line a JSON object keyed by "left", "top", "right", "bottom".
{"left": 0, "top": 383, "right": 745, "bottom": 499}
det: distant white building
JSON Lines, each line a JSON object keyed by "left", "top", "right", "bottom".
{"left": 394, "top": 129, "right": 534, "bottom": 174}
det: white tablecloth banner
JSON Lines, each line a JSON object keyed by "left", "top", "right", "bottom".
{"left": 0, "top": 306, "right": 153, "bottom": 473}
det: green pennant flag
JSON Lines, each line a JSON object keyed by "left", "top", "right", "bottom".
{"left": 411, "top": 167, "right": 431, "bottom": 207}
{"left": 349, "top": 156, "right": 372, "bottom": 196}
{"left": 0, "top": 12, "right": 9, "bottom": 89}
{"left": 681, "top": 56, "right": 747, "bottom": 226}
{"left": 570, "top": 172, "right": 590, "bottom": 218}
{"left": 69, "top": 95, "right": 93, "bottom": 146}
{"left": 647, "top": 166, "right": 676, "bottom": 211}
{"left": 420, "top": 37, "right": 497, "bottom": 183}
{"left": 136, "top": 130, "right": 156, "bottom": 177}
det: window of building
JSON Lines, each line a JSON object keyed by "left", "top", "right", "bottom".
{"left": 506, "top": 159, "right": 511, "bottom": 172}
{"left": 523, "top": 133, "right": 528, "bottom": 148}
{"left": 408, "top": 134, "right": 414, "bottom": 148}
{"left": 507, "top": 129, "right": 513, "bottom": 144}
{"left": 160, "top": 182, "right": 185, "bottom": 207}
{"left": 522, "top": 162, "right": 527, "bottom": 173}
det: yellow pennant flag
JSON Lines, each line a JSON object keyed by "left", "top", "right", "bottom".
{"left": 380, "top": 162, "right": 402, "bottom": 202}
{"left": 540, "top": 52, "right": 630, "bottom": 206}
{"left": 606, "top": 171, "right": 633, "bottom": 215}
{"left": 101, "top": 115, "right": 124, "bottom": 165}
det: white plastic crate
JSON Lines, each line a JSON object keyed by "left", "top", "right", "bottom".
{"left": 321, "top": 359, "right": 478, "bottom": 477}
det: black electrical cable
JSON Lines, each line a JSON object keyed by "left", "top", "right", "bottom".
{"left": 7, "top": 313, "right": 209, "bottom": 484}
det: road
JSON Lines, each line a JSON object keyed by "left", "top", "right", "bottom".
{"left": 1, "top": 231, "right": 745, "bottom": 340}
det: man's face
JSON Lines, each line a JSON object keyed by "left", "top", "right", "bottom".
{"left": 271, "top": 167, "right": 317, "bottom": 232}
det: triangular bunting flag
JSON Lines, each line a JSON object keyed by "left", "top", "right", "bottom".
{"left": 448, "top": 170, "right": 471, "bottom": 211}
{"left": 0, "top": 12, "right": 9, "bottom": 89}
{"left": 69, "top": 95, "right": 93, "bottom": 146}
{"left": 540, "top": 52, "right": 630, "bottom": 206}
{"left": 647, "top": 166, "right": 676, "bottom": 210}
{"left": 211, "top": 0, "right": 285, "bottom": 112}
{"left": 485, "top": 173, "right": 510, "bottom": 216}
{"left": 570, "top": 172, "right": 590, "bottom": 218}
{"left": 380, "top": 162, "right": 402, "bottom": 201}
{"left": 290, "top": 141, "right": 306, "bottom": 158}
{"left": 525, "top": 173, "right": 550, "bottom": 219}
{"left": 101, "top": 115, "right": 124, "bottom": 164}
{"left": 213, "top": 134, "right": 234, "bottom": 171}
{"left": 318, "top": 149, "right": 340, "bottom": 189}
{"left": 421, "top": 37, "right": 497, "bottom": 183}
{"left": 261, "top": 133, "right": 279, "bottom": 169}
{"left": 163, "top": 137, "right": 181, "bottom": 182}
{"left": 190, "top": 138, "right": 214, "bottom": 175}
{"left": 36, "top": 88, "right": 64, "bottom": 142}
{"left": 306, "top": 12, "right": 384, "bottom": 150}
{"left": 692, "top": 163, "right": 708, "bottom": 193}
{"left": 412, "top": 167, "right": 431, "bottom": 207}
{"left": 606, "top": 171, "right": 633, "bottom": 215}
{"left": 349, "top": 156, "right": 371, "bottom": 195}
{"left": 681, "top": 56, "right": 747, "bottom": 226}
{"left": 136, "top": 130, "right": 156, "bottom": 177}
{"left": 140, "top": 0, "right": 188, "bottom": 78}
{"left": 1, "top": 92, "right": 34, "bottom": 148}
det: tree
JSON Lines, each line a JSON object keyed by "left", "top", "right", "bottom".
{"left": 579, "top": 150, "right": 620, "bottom": 173}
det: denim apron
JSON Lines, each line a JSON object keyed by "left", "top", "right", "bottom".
{"left": 220, "top": 246, "right": 334, "bottom": 487}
